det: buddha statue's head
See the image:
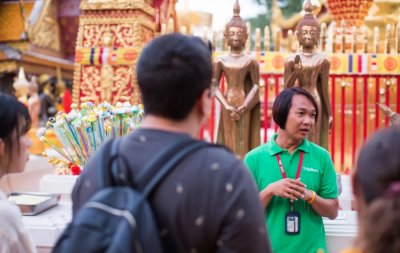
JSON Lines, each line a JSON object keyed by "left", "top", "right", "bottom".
{"left": 224, "top": 0, "right": 247, "bottom": 50}
{"left": 296, "top": 0, "right": 320, "bottom": 50}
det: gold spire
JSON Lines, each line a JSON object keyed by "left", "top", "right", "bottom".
{"left": 303, "top": 0, "right": 313, "bottom": 13}
{"left": 233, "top": 0, "right": 240, "bottom": 17}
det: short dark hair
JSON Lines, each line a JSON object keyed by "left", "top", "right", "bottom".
{"left": 0, "top": 93, "right": 31, "bottom": 165}
{"left": 136, "top": 33, "right": 212, "bottom": 120}
{"left": 272, "top": 87, "right": 318, "bottom": 130}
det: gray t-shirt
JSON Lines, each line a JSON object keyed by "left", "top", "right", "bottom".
{"left": 72, "top": 129, "right": 271, "bottom": 253}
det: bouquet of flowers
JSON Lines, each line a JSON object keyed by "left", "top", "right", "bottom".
{"left": 37, "top": 102, "right": 144, "bottom": 175}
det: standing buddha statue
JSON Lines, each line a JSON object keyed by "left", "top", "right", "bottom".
{"left": 99, "top": 27, "right": 115, "bottom": 103}
{"left": 284, "top": 0, "right": 332, "bottom": 149}
{"left": 213, "top": 0, "right": 261, "bottom": 159}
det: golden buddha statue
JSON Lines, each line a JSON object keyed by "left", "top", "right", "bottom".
{"left": 99, "top": 27, "right": 116, "bottom": 103}
{"left": 100, "top": 64, "right": 114, "bottom": 103}
{"left": 284, "top": 0, "right": 332, "bottom": 149}
{"left": 213, "top": 0, "right": 261, "bottom": 159}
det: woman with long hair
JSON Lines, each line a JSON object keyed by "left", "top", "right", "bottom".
{"left": 343, "top": 127, "right": 400, "bottom": 253}
{"left": 0, "top": 93, "right": 36, "bottom": 252}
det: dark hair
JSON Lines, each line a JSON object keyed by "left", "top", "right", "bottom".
{"left": 136, "top": 33, "right": 212, "bottom": 120}
{"left": 354, "top": 127, "right": 400, "bottom": 253}
{"left": 0, "top": 93, "right": 31, "bottom": 164}
{"left": 272, "top": 87, "right": 318, "bottom": 130}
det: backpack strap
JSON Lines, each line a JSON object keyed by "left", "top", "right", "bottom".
{"left": 99, "top": 139, "right": 121, "bottom": 188}
{"left": 140, "top": 140, "right": 209, "bottom": 198}
{"left": 100, "top": 137, "right": 210, "bottom": 196}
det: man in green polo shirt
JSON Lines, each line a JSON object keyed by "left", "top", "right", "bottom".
{"left": 245, "top": 87, "right": 338, "bottom": 253}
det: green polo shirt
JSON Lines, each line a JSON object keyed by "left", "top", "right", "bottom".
{"left": 244, "top": 134, "right": 338, "bottom": 253}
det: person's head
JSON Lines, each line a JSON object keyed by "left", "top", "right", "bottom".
{"left": 136, "top": 33, "right": 213, "bottom": 122}
{"left": 0, "top": 93, "right": 32, "bottom": 178}
{"left": 296, "top": 3, "right": 320, "bottom": 50}
{"left": 272, "top": 87, "right": 318, "bottom": 141}
{"left": 224, "top": 0, "right": 247, "bottom": 50}
{"left": 352, "top": 127, "right": 400, "bottom": 253}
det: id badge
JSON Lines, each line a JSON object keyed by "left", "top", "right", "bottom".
{"left": 285, "top": 211, "right": 300, "bottom": 235}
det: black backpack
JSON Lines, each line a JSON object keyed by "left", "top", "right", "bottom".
{"left": 53, "top": 138, "right": 208, "bottom": 253}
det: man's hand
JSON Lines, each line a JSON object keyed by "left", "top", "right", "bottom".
{"left": 266, "top": 178, "right": 306, "bottom": 201}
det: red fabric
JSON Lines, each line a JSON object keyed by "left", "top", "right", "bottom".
{"left": 152, "top": 0, "right": 163, "bottom": 7}
{"left": 63, "top": 89, "right": 72, "bottom": 113}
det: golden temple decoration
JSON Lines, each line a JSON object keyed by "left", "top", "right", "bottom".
{"left": 327, "top": 0, "right": 373, "bottom": 27}
{"left": 385, "top": 24, "right": 392, "bottom": 54}
{"left": 396, "top": 24, "right": 400, "bottom": 54}
{"left": 255, "top": 28, "right": 261, "bottom": 51}
{"left": 73, "top": 1, "right": 156, "bottom": 106}
{"left": 0, "top": 61, "right": 17, "bottom": 73}
{"left": 28, "top": 0, "right": 61, "bottom": 51}
{"left": 80, "top": 0, "right": 155, "bottom": 15}
{"left": 264, "top": 26, "right": 270, "bottom": 51}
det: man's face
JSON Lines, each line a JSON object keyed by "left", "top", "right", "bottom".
{"left": 284, "top": 94, "right": 316, "bottom": 141}
{"left": 297, "top": 25, "right": 319, "bottom": 49}
{"left": 226, "top": 26, "right": 246, "bottom": 49}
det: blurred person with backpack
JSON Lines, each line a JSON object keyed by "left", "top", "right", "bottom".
{"left": 56, "top": 34, "right": 271, "bottom": 253}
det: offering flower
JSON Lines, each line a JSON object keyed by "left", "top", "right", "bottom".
{"left": 38, "top": 102, "right": 144, "bottom": 175}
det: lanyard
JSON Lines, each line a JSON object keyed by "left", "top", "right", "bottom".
{"left": 275, "top": 151, "right": 304, "bottom": 210}
{"left": 275, "top": 151, "right": 304, "bottom": 180}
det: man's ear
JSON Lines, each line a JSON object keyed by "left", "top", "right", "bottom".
{"left": 0, "top": 140, "right": 5, "bottom": 157}
{"left": 351, "top": 170, "right": 358, "bottom": 197}
{"left": 197, "top": 89, "right": 212, "bottom": 119}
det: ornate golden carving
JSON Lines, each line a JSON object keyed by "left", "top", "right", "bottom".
{"left": 28, "top": 0, "right": 61, "bottom": 51}
{"left": 73, "top": 3, "right": 155, "bottom": 106}
{"left": 77, "top": 16, "right": 155, "bottom": 47}
{"left": 80, "top": 0, "right": 155, "bottom": 16}
{"left": 77, "top": 65, "right": 133, "bottom": 105}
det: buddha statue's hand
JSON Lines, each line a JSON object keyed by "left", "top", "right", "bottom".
{"left": 237, "top": 104, "right": 247, "bottom": 114}
{"left": 294, "top": 55, "right": 302, "bottom": 72}
{"left": 230, "top": 111, "right": 240, "bottom": 121}
{"left": 225, "top": 105, "right": 240, "bottom": 121}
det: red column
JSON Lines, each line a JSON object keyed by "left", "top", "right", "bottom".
{"left": 352, "top": 76, "right": 357, "bottom": 165}
{"left": 363, "top": 76, "right": 368, "bottom": 142}
{"left": 274, "top": 75, "right": 280, "bottom": 132}
{"left": 375, "top": 77, "right": 381, "bottom": 130}
{"left": 210, "top": 96, "right": 215, "bottom": 142}
{"left": 331, "top": 76, "right": 336, "bottom": 163}
{"left": 397, "top": 76, "right": 400, "bottom": 113}
{"left": 385, "top": 77, "right": 390, "bottom": 127}
{"left": 263, "top": 75, "right": 269, "bottom": 143}
{"left": 340, "top": 77, "right": 346, "bottom": 171}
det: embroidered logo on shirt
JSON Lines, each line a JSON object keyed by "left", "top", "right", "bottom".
{"left": 303, "top": 167, "right": 319, "bottom": 173}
